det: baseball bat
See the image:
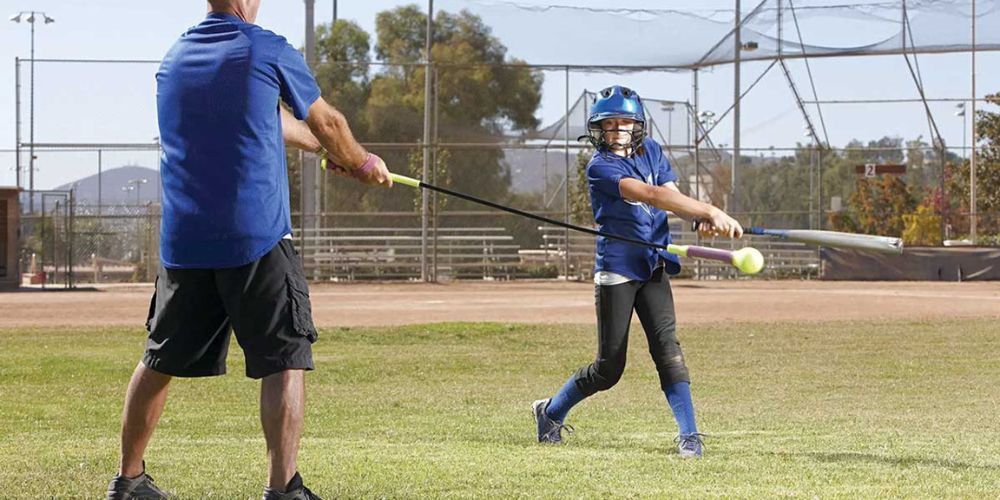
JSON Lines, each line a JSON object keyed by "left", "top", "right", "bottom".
{"left": 747, "top": 227, "right": 903, "bottom": 254}
{"left": 693, "top": 220, "right": 902, "bottom": 254}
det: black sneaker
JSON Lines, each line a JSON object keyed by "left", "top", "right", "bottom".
{"left": 262, "top": 472, "right": 321, "bottom": 500}
{"left": 106, "top": 464, "right": 169, "bottom": 500}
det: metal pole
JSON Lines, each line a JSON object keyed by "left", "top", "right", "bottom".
{"left": 333, "top": 0, "right": 337, "bottom": 25}
{"left": 431, "top": 65, "right": 440, "bottom": 282}
{"left": 97, "top": 150, "right": 102, "bottom": 216}
{"left": 40, "top": 195, "right": 46, "bottom": 289}
{"left": 963, "top": 111, "right": 968, "bottom": 160}
{"left": 563, "top": 67, "right": 570, "bottom": 280}
{"left": 54, "top": 200, "right": 59, "bottom": 286}
{"left": 68, "top": 188, "right": 74, "bottom": 289}
{"left": 157, "top": 142, "right": 163, "bottom": 205}
{"left": 15, "top": 58, "right": 21, "bottom": 193}
{"left": 808, "top": 145, "right": 814, "bottom": 229}
{"left": 817, "top": 146, "right": 824, "bottom": 229}
{"left": 732, "top": 0, "right": 741, "bottom": 215}
{"left": 692, "top": 69, "right": 702, "bottom": 279}
{"left": 970, "top": 0, "right": 977, "bottom": 244}
{"left": 421, "top": 0, "right": 434, "bottom": 282}
{"left": 298, "top": 149, "right": 305, "bottom": 252}
{"left": 667, "top": 107, "right": 673, "bottom": 147}
{"left": 97, "top": 149, "right": 103, "bottom": 267}
{"left": 303, "top": 0, "right": 318, "bottom": 260}
{"left": 29, "top": 14, "right": 36, "bottom": 213}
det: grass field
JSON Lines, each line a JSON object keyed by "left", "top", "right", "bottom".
{"left": 1, "top": 319, "right": 999, "bottom": 498}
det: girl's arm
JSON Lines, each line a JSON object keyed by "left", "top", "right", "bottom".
{"left": 619, "top": 178, "right": 743, "bottom": 238}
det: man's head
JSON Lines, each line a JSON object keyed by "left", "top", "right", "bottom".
{"left": 208, "top": 0, "right": 261, "bottom": 23}
{"left": 585, "top": 85, "right": 646, "bottom": 157}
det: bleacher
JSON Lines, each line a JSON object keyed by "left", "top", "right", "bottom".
{"left": 297, "top": 227, "right": 522, "bottom": 281}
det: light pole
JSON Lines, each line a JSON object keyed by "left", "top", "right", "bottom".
{"left": 662, "top": 103, "right": 675, "bottom": 148}
{"left": 10, "top": 10, "right": 55, "bottom": 213}
{"left": 955, "top": 102, "right": 967, "bottom": 160}
{"left": 124, "top": 179, "right": 148, "bottom": 206}
{"left": 697, "top": 110, "right": 716, "bottom": 204}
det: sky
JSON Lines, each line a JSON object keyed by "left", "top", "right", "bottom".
{"left": 0, "top": 0, "right": 996, "bottom": 190}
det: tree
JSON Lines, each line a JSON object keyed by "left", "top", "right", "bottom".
{"left": 315, "top": 20, "right": 372, "bottom": 129}
{"left": 310, "top": 6, "right": 544, "bottom": 225}
{"left": 570, "top": 149, "right": 593, "bottom": 225}
{"left": 949, "top": 92, "right": 1000, "bottom": 239}
{"left": 902, "top": 203, "right": 942, "bottom": 246}
{"left": 369, "top": 6, "right": 542, "bottom": 202}
{"left": 833, "top": 174, "right": 915, "bottom": 237}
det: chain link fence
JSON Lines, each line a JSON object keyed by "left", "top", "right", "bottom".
{"left": 19, "top": 202, "right": 159, "bottom": 286}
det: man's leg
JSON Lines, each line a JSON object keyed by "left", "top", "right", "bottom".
{"left": 119, "top": 362, "right": 172, "bottom": 478}
{"left": 261, "top": 369, "right": 305, "bottom": 491}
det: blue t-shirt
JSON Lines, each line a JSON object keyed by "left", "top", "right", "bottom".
{"left": 587, "top": 137, "right": 681, "bottom": 280}
{"left": 156, "top": 12, "right": 321, "bottom": 268}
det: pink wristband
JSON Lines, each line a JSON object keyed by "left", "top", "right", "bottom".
{"left": 325, "top": 153, "right": 377, "bottom": 177}
{"left": 355, "top": 153, "right": 379, "bottom": 176}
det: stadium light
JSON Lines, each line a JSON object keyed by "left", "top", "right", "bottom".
{"left": 10, "top": 10, "right": 56, "bottom": 213}
{"left": 124, "top": 178, "right": 149, "bottom": 206}
{"left": 698, "top": 110, "right": 716, "bottom": 128}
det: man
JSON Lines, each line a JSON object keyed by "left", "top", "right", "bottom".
{"left": 106, "top": 1, "right": 391, "bottom": 498}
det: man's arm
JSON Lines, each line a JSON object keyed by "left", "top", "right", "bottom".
{"left": 620, "top": 178, "right": 742, "bottom": 237}
{"left": 280, "top": 106, "right": 321, "bottom": 152}
{"left": 303, "top": 98, "right": 366, "bottom": 167}
{"left": 303, "top": 97, "right": 391, "bottom": 187}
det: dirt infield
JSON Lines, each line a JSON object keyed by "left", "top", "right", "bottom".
{"left": 2, "top": 280, "right": 997, "bottom": 329}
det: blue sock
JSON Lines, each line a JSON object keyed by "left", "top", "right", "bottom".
{"left": 665, "top": 381, "right": 698, "bottom": 436}
{"left": 546, "top": 377, "right": 585, "bottom": 423}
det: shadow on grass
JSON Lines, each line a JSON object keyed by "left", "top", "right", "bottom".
{"left": 776, "top": 451, "right": 1000, "bottom": 472}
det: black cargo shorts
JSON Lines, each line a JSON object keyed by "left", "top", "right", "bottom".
{"left": 142, "top": 239, "right": 317, "bottom": 379}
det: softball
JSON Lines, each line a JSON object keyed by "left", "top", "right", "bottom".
{"left": 731, "top": 247, "right": 765, "bottom": 275}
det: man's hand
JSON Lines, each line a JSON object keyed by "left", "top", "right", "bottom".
{"left": 322, "top": 152, "right": 392, "bottom": 188}
{"left": 353, "top": 154, "right": 393, "bottom": 188}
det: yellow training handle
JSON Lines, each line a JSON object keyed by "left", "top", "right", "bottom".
{"left": 389, "top": 173, "right": 421, "bottom": 188}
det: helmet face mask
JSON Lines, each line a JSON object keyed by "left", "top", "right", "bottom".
{"left": 584, "top": 85, "right": 647, "bottom": 157}
{"left": 595, "top": 119, "right": 644, "bottom": 154}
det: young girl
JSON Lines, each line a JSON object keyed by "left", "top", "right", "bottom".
{"left": 532, "top": 85, "right": 743, "bottom": 457}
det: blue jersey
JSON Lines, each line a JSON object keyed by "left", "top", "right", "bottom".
{"left": 587, "top": 137, "right": 681, "bottom": 280}
{"left": 156, "top": 12, "right": 321, "bottom": 269}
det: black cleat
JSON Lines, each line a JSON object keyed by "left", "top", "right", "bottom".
{"left": 106, "top": 464, "right": 169, "bottom": 500}
{"left": 675, "top": 433, "right": 706, "bottom": 458}
{"left": 532, "top": 398, "right": 574, "bottom": 444}
{"left": 262, "top": 472, "right": 321, "bottom": 500}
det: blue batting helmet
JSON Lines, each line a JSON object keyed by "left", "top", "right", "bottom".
{"left": 584, "top": 85, "right": 646, "bottom": 155}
